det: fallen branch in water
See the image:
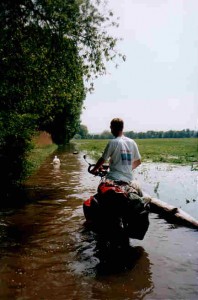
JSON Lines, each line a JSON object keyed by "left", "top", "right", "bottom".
{"left": 143, "top": 193, "right": 198, "bottom": 229}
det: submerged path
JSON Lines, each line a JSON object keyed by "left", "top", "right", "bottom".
{"left": 0, "top": 146, "right": 197, "bottom": 299}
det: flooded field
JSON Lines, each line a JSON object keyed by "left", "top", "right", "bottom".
{"left": 134, "top": 163, "right": 198, "bottom": 219}
{"left": 0, "top": 146, "right": 197, "bottom": 299}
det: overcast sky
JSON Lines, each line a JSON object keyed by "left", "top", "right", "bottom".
{"left": 81, "top": 0, "right": 198, "bottom": 133}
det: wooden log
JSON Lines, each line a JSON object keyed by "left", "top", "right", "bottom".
{"left": 143, "top": 193, "right": 198, "bottom": 229}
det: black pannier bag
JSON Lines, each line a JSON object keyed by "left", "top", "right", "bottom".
{"left": 83, "top": 182, "right": 150, "bottom": 240}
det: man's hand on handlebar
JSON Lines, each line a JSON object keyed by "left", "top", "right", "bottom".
{"left": 87, "top": 157, "right": 109, "bottom": 177}
{"left": 88, "top": 164, "right": 109, "bottom": 177}
{"left": 89, "top": 166, "right": 98, "bottom": 175}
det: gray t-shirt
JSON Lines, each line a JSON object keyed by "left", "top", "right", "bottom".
{"left": 102, "top": 136, "right": 141, "bottom": 183}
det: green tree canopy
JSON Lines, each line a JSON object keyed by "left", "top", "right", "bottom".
{"left": 0, "top": 0, "right": 122, "bottom": 188}
{"left": 76, "top": 124, "right": 89, "bottom": 139}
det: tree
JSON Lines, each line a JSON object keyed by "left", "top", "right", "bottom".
{"left": 0, "top": 0, "right": 123, "bottom": 189}
{"left": 100, "top": 130, "right": 112, "bottom": 139}
{"left": 77, "top": 124, "right": 89, "bottom": 139}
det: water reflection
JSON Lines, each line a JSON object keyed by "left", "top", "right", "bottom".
{"left": 0, "top": 146, "right": 197, "bottom": 300}
{"left": 134, "top": 163, "right": 198, "bottom": 219}
{"left": 71, "top": 226, "right": 154, "bottom": 299}
{"left": 52, "top": 163, "right": 61, "bottom": 172}
{"left": 95, "top": 245, "right": 149, "bottom": 274}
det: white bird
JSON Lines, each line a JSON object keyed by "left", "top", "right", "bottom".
{"left": 53, "top": 155, "right": 60, "bottom": 165}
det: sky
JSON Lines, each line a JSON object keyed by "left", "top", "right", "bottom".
{"left": 81, "top": 0, "right": 198, "bottom": 133}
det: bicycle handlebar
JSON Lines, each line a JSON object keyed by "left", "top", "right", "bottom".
{"left": 88, "top": 164, "right": 109, "bottom": 177}
{"left": 83, "top": 155, "right": 109, "bottom": 177}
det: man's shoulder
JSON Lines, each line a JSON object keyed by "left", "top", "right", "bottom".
{"left": 109, "top": 137, "right": 118, "bottom": 143}
{"left": 122, "top": 136, "right": 138, "bottom": 147}
{"left": 123, "top": 136, "right": 131, "bottom": 141}
{"left": 122, "top": 136, "right": 135, "bottom": 143}
{"left": 107, "top": 137, "right": 122, "bottom": 148}
{"left": 108, "top": 136, "right": 136, "bottom": 145}
{"left": 105, "top": 138, "right": 117, "bottom": 148}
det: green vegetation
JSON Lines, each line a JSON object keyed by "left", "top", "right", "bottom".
{"left": 27, "top": 144, "right": 57, "bottom": 175}
{"left": 75, "top": 128, "right": 197, "bottom": 139}
{"left": 0, "top": 0, "right": 122, "bottom": 189}
{"left": 72, "top": 138, "right": 198, "bottom": 164}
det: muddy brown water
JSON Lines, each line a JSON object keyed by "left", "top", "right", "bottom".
{"left": 0, "top": 145, "right": 197, "bottom": 300}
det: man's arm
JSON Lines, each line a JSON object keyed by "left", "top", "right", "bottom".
{"left": 90, "top": 140, "right": 111, "bottom": 174}
{"left": 132, "top": 159, "right": 141, "bottom": 170}
{"left": 90, "top": 157, "right": 106, "bottom": 174}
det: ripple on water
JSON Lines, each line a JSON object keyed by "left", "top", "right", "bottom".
{"left": 0, "top": 150, "right": 197, "bottom": 300}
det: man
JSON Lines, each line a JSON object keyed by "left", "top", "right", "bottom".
{"left": 90, "top": 118, "right": 141, "bottom": 183}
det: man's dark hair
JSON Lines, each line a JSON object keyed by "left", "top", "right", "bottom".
{"left": 110, "top": 118, "right": 124, "bottom": 132}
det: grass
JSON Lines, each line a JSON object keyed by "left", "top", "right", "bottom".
{"left": 71, "top": 138, "right": 198, "bottom": 165}
{"left": 27, "top": 143, "right": 58, "bottom": 174}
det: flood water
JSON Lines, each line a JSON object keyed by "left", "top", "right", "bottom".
{"left": 134, "top": 162, "right": 198, "bottom": 220}
{"left": 0, "top": 145, "right": 197, "bottom": 300}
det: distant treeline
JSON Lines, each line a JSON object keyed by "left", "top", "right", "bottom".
{"left": 75, "top": 128, "right": 198, "bottom": 139}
